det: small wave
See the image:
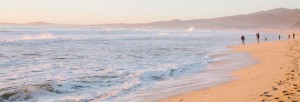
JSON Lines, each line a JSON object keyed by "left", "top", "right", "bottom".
{"left": 22, "top": 53, "right": 42, "bottom": 56}
{"left": 0, "top": 33, "right": 56, "bottom": 42}
{"left": 140, "top": 64, "right": 188, "bottom": 81}
{"left": 16, "top": 33, "right": 55, "bottom": 41}
{"left": 157, "top": 33, "right": 171, "bottom": 36}
{"left": 187, "top": 26, "right": 195, "bottom": 32}
{"left": 52, "top": 57, "right": 74, "bottom": 60}
{"left": 0, "top": 83, "right": 59, "bottom": 101}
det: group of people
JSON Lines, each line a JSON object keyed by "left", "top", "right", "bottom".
{"left": 241, "top": 33, "right": 297, "bottom": 44}
{"left": 288, "top": 34, "right": 296, "bottom": 39}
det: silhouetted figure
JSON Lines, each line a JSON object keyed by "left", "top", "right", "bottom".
{"left": 265, "top": 37, "right": 267, "bottom": 42}
{"left": 256, "top": 32, "right": 260, "bottom": 44}
{"left": 288, "top": 35, "right": 291, "bottom": 39}
{"left": 241, "top": 35, "right": 245, "bottom": 44}
{"left": 293, "top": 33, "right": 295, "bottom": 39}
{"left": 279, "top": 35, "right": 281, "bottom": 40}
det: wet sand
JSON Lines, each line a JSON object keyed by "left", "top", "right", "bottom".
{"left": 159, "top": 39, "right": 300, "bottom": 102}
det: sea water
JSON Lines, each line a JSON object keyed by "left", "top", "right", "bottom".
{"left": 0, "top": 26, "right": 279, "bottom": 102}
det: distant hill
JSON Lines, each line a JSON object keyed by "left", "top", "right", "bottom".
{"left": 97, "top": 8, "right": 300, "bottom": 29}
{"left": 0, "top": 22, "right": 71, "bottom": 27}
{"left": 1, "top": 8, "right": 300, "bottom": 30}
{"left": 24, "top": 22, "right": 55, "bottom": 26}
{"left": 0, "top": 22, "right": 17, "bottom": 26}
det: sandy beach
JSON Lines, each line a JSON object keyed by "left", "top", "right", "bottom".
{"left": 1, "top": 1, "right": 300, "bottom": 101}
{"left": 159, "top": 39, "right": 300, "bottom": 102}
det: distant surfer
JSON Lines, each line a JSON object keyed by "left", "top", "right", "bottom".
{"left": 293, "top": 33, "right": 295, "bottom": 39}
{"left": 288, "top": 35, "right": 291, "bottom": 39}
{"left": 279, "top": 35, "right": 281, "bottom": 40}
{"left": 241, "top": 35, "right": 245, "bottom": 44}
{"left": 256, "top": 32, "right": 260, "bottom": 44}
{"left": 265, "top": 37, "right": 267, "bottom": 42}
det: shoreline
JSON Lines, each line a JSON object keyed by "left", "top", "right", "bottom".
{"left": 143, "top": 45, "right": 257, "bottom": 102}
{"left": 158, "top": 39, "right": 300, "bottom": 102}
{"left": 143, "top": 51, "right": 257, "bottom": 102}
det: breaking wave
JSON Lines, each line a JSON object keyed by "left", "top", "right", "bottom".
{"left": 0, "top": 33, "right": 56, "bottom": 42}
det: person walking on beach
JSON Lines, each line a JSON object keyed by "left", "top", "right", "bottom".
{"left": 265, "top": 37, "right": 267, "bottom": 42}
{"left": 279, "top": 35, "right": 281, "bottom": 40}
{"left": 241, "top": 35, "right": 245, "bottom": 44}
{"left": 256, "top": 32, "right": 260, "bottom": 44}
{"left": 293, "top": 33, "right": 295, "bottom": 39}
{"left": 288, "top": 35, "right": 291, "bottom": 39}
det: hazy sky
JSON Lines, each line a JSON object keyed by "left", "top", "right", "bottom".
{"left": 0, "top": 0, "right": 299, "bottom": 25}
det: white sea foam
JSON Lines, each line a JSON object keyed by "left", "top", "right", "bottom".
{"left": 0, "top": 33, "right": 56, "bottom": 42}
{"left": 0, "top": 27, "right": 279, "bottom": 101}
{"left": 187, "top": 26, "right": 195, "bottom": 32}
{"left": 157, "top": 33, "right": 171, "bottom": 36}
{"left": 21, "top": 33, "right": 55, "bottom": 40}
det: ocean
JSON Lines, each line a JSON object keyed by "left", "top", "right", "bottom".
{"left": 0, "top": 26, "right": 278, "bottom": 102}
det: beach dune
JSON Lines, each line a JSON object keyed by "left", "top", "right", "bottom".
{"left": 159, "top": 40, "right": 300, "bottom": 102}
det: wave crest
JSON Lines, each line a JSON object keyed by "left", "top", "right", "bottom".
{"left": 0, "top": 33, "right": 56, "bottom": 42}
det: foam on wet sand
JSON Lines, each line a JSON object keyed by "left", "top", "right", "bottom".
{"left": 159, "top": 39, "right": 300, "bottom": 102}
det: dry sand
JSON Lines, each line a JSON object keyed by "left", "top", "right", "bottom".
{"left": 159, "top": 40, "right": 300, "bottom": 102}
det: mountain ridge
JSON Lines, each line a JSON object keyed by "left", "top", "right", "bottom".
{"left": 1, "top": 8, "right": 300, "bottom": 29}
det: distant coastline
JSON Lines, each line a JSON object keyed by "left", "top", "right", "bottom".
{"left": 1, "top": 8, "right": 300, "bottom": 30}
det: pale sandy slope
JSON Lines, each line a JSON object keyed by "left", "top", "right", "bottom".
{"left": 159, "top": 39, "right": 300, "bottom": 102}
